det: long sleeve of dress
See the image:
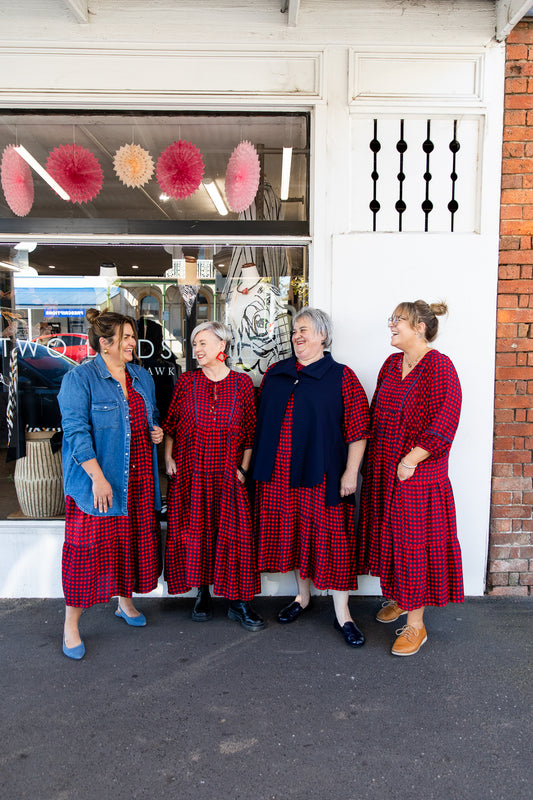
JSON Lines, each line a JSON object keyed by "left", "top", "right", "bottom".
{"left": 342, "top": 366, "right": 371, "bottom": 443}
{"left": 416, "top": 353, "right": 462, "bottom": 459}
{"left": 240, "top": 374, "right": 256, "bottom": 450}
{"left": 162, "top": 372, "right": 191, "bottom": 438}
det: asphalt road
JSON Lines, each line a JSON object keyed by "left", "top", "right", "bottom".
{"left": 1, "top": 596, "right": 531, "bottom": 800}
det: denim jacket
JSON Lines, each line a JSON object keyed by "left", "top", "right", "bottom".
{"left": 58, "top": 354, "right": 162, "bottom": 517}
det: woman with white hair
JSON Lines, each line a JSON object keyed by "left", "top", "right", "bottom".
{"left": 252, "top": 308, "right": 370, "bottom": 647}
{"left": 163, "top": 321, "right": 265, "bottom": 631}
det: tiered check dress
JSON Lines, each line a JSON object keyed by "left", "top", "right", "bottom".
{"left": 162, "top": 369, "right": 260, "bottom": 601}
{"left": 255, "top": 362, "right": 370, "bottom": 591}
{"left": 62, "top": 373, "right": 161, "bottom": 608}
{"left": 356, "top": 349, "right": 464, "bottom": 610}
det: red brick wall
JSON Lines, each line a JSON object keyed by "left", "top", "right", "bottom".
{"left": 490, "top": 21, "right": 533, "bottom": 596}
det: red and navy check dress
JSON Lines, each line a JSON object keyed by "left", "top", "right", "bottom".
{"left": 62, "top": 373, "right": 161, "bottom": 608}
{"left": 162, "top": 369, "right": 260, "bottom": 601}
{"left": 255, "top": 363, "right": 370, "bottom": 591}
{"left": 357, "top": 349, "right": 464, "bottom": 610}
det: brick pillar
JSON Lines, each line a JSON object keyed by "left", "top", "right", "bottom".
{"left": 490, "top": 21, "right": 533, "bottom": 596}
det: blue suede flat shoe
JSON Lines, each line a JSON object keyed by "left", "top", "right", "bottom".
{"left": 115, "top": 605, "right": 146, "bottom": 627}
{"left": 62, "top": 636, "right": 85, "bottom": 660}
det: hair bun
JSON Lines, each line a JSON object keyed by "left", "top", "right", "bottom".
{"left": 85, "top": 308, "right": 100, "bottom": 324}
{"left": 430, "top": 301, "right": 448, "bottom": 317}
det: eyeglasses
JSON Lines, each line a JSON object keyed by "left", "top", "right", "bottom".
{"left": 387, "top": 315, "right": 407, "bottom": 326}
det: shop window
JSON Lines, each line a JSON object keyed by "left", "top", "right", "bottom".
{"left": 0, "top": 109, "right": 309, "bottom": 520}
{"left": 0, "top": 111, "right": 309, "bottom": 235}
{"left": 0, "top": 243, "right": 308, "bottom": 520}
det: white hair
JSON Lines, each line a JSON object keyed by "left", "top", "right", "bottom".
{"left": 293, "top": 307, "right": 333, "bottom": 349}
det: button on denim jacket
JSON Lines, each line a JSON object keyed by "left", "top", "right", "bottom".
{"left": 58, "top": 354, "right": 162, "bottom": 517}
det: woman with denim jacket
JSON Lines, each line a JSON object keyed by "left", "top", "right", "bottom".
{"left": 58, "top": 309, "right": 163, "bottom": 660}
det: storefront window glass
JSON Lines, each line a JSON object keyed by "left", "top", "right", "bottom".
{"left": 0, "top": 242, "right": 308, "bottom": 520}
{"left": 0, "top": 111, "right": 309, "bottom": 233}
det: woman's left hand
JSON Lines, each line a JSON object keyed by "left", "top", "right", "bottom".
{"left": 150, "top": 425, "right": 164, "bottom": 445}
{"left": 397, "top": 462, "right": 415, "bottom": 482}
{"left": 340, "top": 470, "right": 357, "bottom": 497}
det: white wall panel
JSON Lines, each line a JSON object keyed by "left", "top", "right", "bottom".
{"left": 331, "top": 232, "right": 498, "bottom": 596}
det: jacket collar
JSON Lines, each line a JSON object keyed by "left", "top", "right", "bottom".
{"left": 274, "top": 352, "right": 335, "bottom": 380}
{"left": 94, "top": 353, "right": 135, "bottom": 381}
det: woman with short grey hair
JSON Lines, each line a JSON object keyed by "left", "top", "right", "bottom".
{"left": 252, "top": 308, "right": 370, "bottom": 647}
{"left": 163, "top": 320, "right": 265, "bottom": 631}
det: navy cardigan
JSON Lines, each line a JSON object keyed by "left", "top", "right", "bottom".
{"left": 252, "top": 353, "right": 352, "bottom": 506}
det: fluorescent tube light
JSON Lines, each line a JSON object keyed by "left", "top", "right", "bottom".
{"left": 0, "top": 261, "right": 37, "bottom": 274}
{"left": 14, "top": 145, "right": 70, "bottom": 201}
{"left": 204, "top": 180, "right": 228, "bottom": 216}
{"left": 280, "top": 147, "right": 293, "bottom": 201}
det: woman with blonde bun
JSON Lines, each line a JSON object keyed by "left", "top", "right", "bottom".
{"left": 357, "top": 300, "right": 463, "bottom": 656}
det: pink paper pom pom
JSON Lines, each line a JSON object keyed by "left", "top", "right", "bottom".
{"left": 156, "top": 140, "right": 205, "bottom": 199}
{"left": 225, "top": 141, "right": 260, "bottom": 213}
{"left": 1, "top": 146, "right": 34, "bottom": 216}
{"left": 46, "top": 143, "right": 103, "bottom": 204}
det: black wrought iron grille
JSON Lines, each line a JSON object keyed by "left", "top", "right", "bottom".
{"left": 369, "top": 118, "right": 461, "bottom": 232}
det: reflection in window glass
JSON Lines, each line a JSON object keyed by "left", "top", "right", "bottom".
{"left": 0, "top": 245, "right": 308, "bottom": 519}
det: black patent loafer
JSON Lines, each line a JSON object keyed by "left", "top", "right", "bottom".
{"left": 227, "top": 601, "right": 266, "bottom": 631}
{"left": 277, "top": 599, "right": 311, "bottom": 624}
{"left": 333, "top": 618, "right": 365, "bottom": 647}
{"left": 192, "top": 585, "right": 213, "bottom": 622}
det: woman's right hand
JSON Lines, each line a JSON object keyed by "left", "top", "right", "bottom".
{"left": 92, "top": 476, "right": 113, "bottom": 513}
{"left": 166, "top": 457, "right": 177, "bottom": 477}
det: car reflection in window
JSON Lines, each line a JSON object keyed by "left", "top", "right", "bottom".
{"left": 31, "top": 333, "right": 97, "bottom": 364}
{"left": 17, "top": 341, "right": 78, "bottom": 429}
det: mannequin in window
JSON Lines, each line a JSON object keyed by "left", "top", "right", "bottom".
{"left": 226, "top": 263, "right": 291, "bottom": 387}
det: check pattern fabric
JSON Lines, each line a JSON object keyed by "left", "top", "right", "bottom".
{"left": 255, "top": 364, "right": 369, "bottom": 591}
{"left": 356, "top": 349, "right": 464, "bottom": 610}
{"left": 62, "top": 373, "right": 161, "bottom": 608}
{"left": 162, "top": 369, "right": 260, "bottom": 601}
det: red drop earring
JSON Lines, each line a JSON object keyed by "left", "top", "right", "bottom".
{"left": 216, "top": 351, "right": 227, "bottom": 362}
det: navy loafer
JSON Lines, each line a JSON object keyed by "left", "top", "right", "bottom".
{"left": 277, "top": 599, "right": 311, "bottom": 624}
{"left": 333, "top": 618, "right": 365, "bottom": 647}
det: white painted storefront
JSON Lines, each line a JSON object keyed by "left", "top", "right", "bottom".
{"left": 0, "top": 1, "right": 504, "bottom": 598}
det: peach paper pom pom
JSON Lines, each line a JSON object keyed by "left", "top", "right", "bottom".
{"left": 113, "top": 143, "right": 154, "bottom": 188}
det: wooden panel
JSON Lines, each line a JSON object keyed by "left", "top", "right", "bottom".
{"left": 0, "top": 46, "right": 324, "bottom": 104}
{"left": 350, "top": 51, "right": 484, "bottom": 105}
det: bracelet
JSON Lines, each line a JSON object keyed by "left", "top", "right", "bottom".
{"left": 237, "top": 465, "right": 248, "bottom": 477}
{"left": 400, "top": 460, "right": 417, "bottom": 470}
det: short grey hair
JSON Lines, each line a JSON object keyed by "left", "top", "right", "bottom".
{"left": 293, "top": 307, "right": 333, "bottom": 349}
{"left": 190, "top": 320, "right": 232, "bottom": 351}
